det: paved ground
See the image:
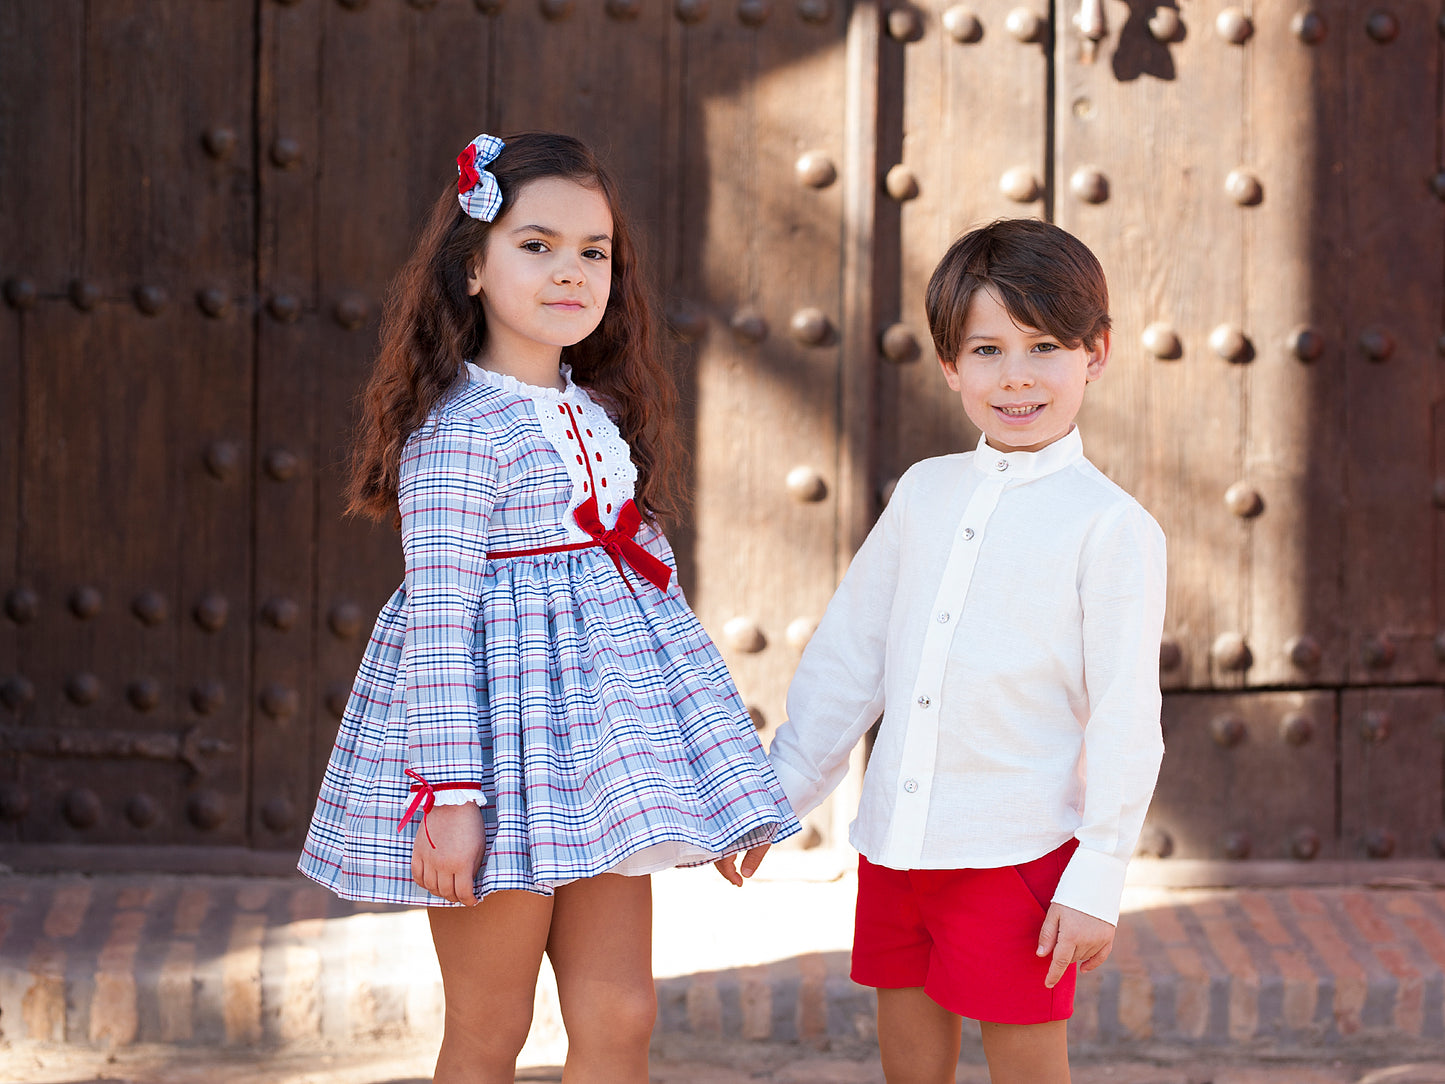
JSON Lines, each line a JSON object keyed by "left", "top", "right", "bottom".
{"left": 2, "top": 855, "right": 1445, "bottom": 1081}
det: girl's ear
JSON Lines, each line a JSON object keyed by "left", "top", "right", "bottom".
{"left": 465, "top": 262, "right": 483, "bottom": 298}
{"left": 1085, "top": 329, "right": 1111, "bottom": 382}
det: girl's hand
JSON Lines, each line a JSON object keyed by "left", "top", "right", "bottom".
{"left": 1036, "top": 902, "right": 1115, "bottom": 988}
{"left": 411, "top": 803, "right": 486, "bottom": 906}
{"left": 714, "top": 842, "right": 771, "bottom": 886}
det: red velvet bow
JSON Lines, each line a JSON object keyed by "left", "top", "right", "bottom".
{"left": 573, "top": 497, "right": 672, "bottom": 592}
{"left": 456, "top": 144, "right": 480, "bottom": 194}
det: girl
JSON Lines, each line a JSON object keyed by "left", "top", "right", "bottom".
{"left": 299, "top": 132, "right": 800, "bottom": 1083}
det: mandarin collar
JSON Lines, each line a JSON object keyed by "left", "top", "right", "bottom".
{"left": 969, "top": 427, "right": 1083, "bottom": 481}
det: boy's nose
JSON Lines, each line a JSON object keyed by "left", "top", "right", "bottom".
{"left": 1000, "top": 355, "right": 1035, "bottom": 387}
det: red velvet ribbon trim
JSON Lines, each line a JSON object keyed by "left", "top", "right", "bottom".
{"left": 456, "top": 144, "right": 480, "bottom": 194}
{"left": 571, "top": 496, "right": 672, "bottom": 592}
{"left": 397, "top": 769, "right": 483, "bottom": 849}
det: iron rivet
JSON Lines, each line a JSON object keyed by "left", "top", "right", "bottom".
{"left": 880, "top": 323, "right": 921, "bottom": 363}
{"left": 190, "top": 681, "right": 226, "bottom": 715}
{"left": 1135, "top": 826, "right": 1174, "bottom": 858}
{"left": 1290, "top": 828, "right": 1320, "bottom": 860}
{"left": 1361, "top": 709, "right": 1391, "bottom": 742}
{"left": 262, "top": 597, "right": 300, "bottom": 630}
{"left": 747, "top": 704, "right": 767, "bottom": 731}
{"left": 261, "top": 797, "right": 296, "bottom": 832}
{"left": 3, "top": 278, "right": 37, "bottom": 310}
{"left": 134, "top": 285, "right": 168, "bottom": 316}
{"left": 1286, "top": 634, "right": 1322, "bottom": 670}
{"left": 1141, "top": 322, "right": 1182, "bottom": 360}
{"left": 884, "top": 163, "right": 920, "bottom": 201}
{"left": 204, "top": 440, "right": 241, "bottom": 481}
{"left": 1211, "top": 632, "right": 1252, "bottom": 671}
{"left": 540, "top": 0, "right": 573, "bottom": 17}
{"left": 1225, "top": 168, "right": 1263, "bottom": 206}
{"left": 722, "top": 616, "right": 767, "bottom": 653}
{"left": 329, "top": 602, "right": 363, "bottom": 638}
{"left": 1224, "top": 481, "right": 1263, "bottom": 518}
{"left": 785, "top": 466, "right": 828, "bottom": 503}
{"left": 63, "top": 789, "right": 102, "bottom": 830}
{"left": 265, "top": 449, "right": 300, "bottom": 481}
{"left": 132, "top": 591, "right": 168, "bottom": 626}
{"left": 270, "top": 137, "right": 302, "bottom": 169}
{"left": 1365, "top": 9, "right": 1399, "bottom": 43}
{"left": 334, "top": 294, "right": 368, "bottom": 330}
{"left": 1292, "top": 10, "right": 1326, "bottom": 44}
{"left": 999, "top": 167, "right": 1040, "bottom": 203}
{"left": 675, "top": 0, "right": 708, "bottom": 21}
{"left": 475, "top": 0, "right": 505, "bottom": 12}
{"left": 1362, "top": 634, "right": 1396, "bottom": 669}
{"left": 797, "top": 0, "right": 830, "bottom": 23}
{"left": 70, "top": 280, "right": 100, "bottom": 311}
{"left": 1288, "top": 325, "right": 1325, "bottom": 362}
{"left": 738, "top": 0, "right": 769, "bottom": 25}
{"left": 796, "top": 151, "right": 837, "bottom": 189}
{"left": 886, "top": 5, "right": 924, "bottom": 41}
{"left": 1148, "top": 7, "right": 1182, "bottom": 41}
{"left": 324, "top": 683, "right": 350, "bottom": 719}
{"left": 69, "top": 586, "right": 103, "bottom": 620}
{"left": 1280, "top": 712, "right": 1314, "bottom": 746}
{"left": 5, "top": 587, "right": 39, "bottom": 624}
{"left": 1359, "top": 328, "right": 1394, "bottom": 362}
{"left": 0, "top": 783, "right": 30, "bottom": 821}
{"left": 942, "top": 5, "right": 983, "bottom": 42}
{"left": 1070, "top": 167, "right": 1109, "bottom": 204}
{"left": 1209, "top": 323, "right": 1251, "bottom": 362}
{"left": 1005, "top": 7, "right": 1044, "bottom": 41}
{"left": 196, "top": 287, "right": 232, "bottom": 318}
{"left": 1159, "top": 637, "right": 1182, "bottom": 671}
{"left": 730, "top": 307, "right": 768, "bottom": 344}
{"left": 785, "top": 616, "right": 819, "bottom": 648}
{"left": 260, "top": 684, "right": 299, "bottom": 719}
{"left": 667, "top": 303, "right": 707, "bottom": 343}
{"left": 187, "top": 790, "right": 228, "bottom": 831}
{"left": 125, "top": 794, "right": 159, "bottom": 829}
{"left": 1365, "top": 828, "right": 1395, "bottom": 858}
{"left": 1210, "top": 714, "right": 1247, "bottom": 748}
{"left": 1216, "top": 7, "right": 1253, "bottom": 43}
{"left": 1, "top": 675, "right": 36, "bottom": 712}
{"left": 789, "top": 307, "right": 832, "bottom": 345}
{"left": 65, "top": 672, "right": 101, "bottom": 706}
{"left": 194, "top": 593, "right": 229, "bottom": 632}
{"left": 201, "top": 126, "right": 237, "bottom": 160}
{"left": 1222, "top": 830, "right": 1252, "bottom": 859}
{"left": 127, "top": 678, "right": 162, "bottom": 712}
{"left": 268, "top": 294, "right": 301, "bottom": 323}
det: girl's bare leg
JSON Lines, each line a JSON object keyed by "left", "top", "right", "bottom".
{"left": 546, "top": 873, "right": 656, "bottom": 1084}
{"left": 427, "top": 890, "right": 554, "bottom": 1084}
{"left": 979, "top": 1019, "right": 1070, "bottom": 1084}
{"left": 876, "top": 986, "right": 962, "bottom": 1084}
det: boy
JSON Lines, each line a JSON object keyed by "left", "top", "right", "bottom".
{"left": 719, "top": 219, "right": 1166, "bottom": 1083}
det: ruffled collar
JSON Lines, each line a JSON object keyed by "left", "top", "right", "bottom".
{"left": 465, "top": 361, "right": 578, "bottom": 402}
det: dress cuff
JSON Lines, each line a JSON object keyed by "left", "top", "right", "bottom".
{"left": 430, "top": 788, "right": 487, "bottom": 808}
{"left": 1051, "top": 845, "right": 1127, "bottom": 926}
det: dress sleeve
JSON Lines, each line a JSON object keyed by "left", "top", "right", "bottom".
{"left": 1052, "top": 501, "right": 1168, "bottom": 925}
{"left": 767, "top": 472, "right": 906, "bottom": 817}
{"left": 398, "top": 414, "right": 499, "bottom": 791}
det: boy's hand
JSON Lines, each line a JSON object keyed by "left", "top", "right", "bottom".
{"left": 1036, "top": 902, "right": 1115, "bottom": 988}
{"left": 713, "top": 842, "right": 771, "bottom": 886}
{"left": 411, "top": 802, "right": 485, "bottom": 906}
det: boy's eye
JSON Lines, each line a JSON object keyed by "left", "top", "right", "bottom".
{"left": 1034, "top": 342, "right": 1059, "bottom": 354}
{"left": 974, "top": 344, "right": 1000, "bottom": 356}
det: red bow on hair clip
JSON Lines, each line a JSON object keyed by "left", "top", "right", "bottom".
{"left": 457, "top": 144, "right": 480, "bottom": 195}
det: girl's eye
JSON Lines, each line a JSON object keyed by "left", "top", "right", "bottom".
{"left": 582, "top": 247, "right": 610, "bottom": 262}
{"left": 522, "top": 239, "right": 548, "bottom": 253}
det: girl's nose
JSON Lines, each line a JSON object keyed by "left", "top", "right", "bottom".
{"left": 555, "top": 258, "right": 584, "bottom": 286}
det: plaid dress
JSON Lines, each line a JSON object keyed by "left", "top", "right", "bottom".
{"left": 299, "top": 364, "right": 799, "bottom": 905}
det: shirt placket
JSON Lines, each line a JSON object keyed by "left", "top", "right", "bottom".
{"left": 885, "top": 458, "right": 1015, "bottom": 865}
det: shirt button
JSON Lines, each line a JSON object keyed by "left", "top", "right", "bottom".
{"left": 995, "top": 459, "right": 1009, "bottom": 472}
{"left": 962, "top": 527, "right": 975, "bottom": 540}
{"left": 916, "top": 695, "right": 931, "bottom": 708}
{"left": 903, "top": 779, "right": 919, "bottom": 794}
{"left": 937, "top": 611, "right": 950, "bottom": 623}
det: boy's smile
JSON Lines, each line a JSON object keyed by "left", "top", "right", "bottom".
{"left": 940, "top": 286, "right": 1109, "bottom": 453}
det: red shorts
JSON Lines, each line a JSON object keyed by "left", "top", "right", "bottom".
{"left": 850, "top": 839, "right": 1079, "bottom": 1025}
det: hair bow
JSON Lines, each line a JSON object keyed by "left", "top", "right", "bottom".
{"left": 456, "top": 134, "right": 505, "bottom": 222}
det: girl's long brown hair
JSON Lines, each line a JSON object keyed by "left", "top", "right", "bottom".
{"left": 345, "top": 132, "right": 684, "bottom": 526}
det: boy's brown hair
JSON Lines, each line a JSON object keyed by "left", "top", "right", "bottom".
{"left": 924, "top": 218, "right": 1111, "bottom": 364}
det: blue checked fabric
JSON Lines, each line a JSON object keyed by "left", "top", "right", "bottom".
{"left": 299, "top": 368, "right": 800, "bottom": 905}
{"left": 457, "top": 134, "right": 504, "bottom": 222}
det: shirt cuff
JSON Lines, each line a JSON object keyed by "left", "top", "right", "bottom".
{"left": 767, "top": 756, "right": 823, "bottom": 819}
{"left": 431, "top": 789, "right": 487, "bottom": 808}
{"left": 1051, "top": 845, "right": 1128, "bottom": 926}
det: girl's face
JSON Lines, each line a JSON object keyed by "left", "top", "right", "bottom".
{"left": 940, "top": 285, "right": 1108, "bottom": 453}
{"left": 467, "top": 176, "right": 614, "bottom": 365}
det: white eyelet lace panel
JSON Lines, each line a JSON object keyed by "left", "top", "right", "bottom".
{"left": 536, "top": 392, "right": 639, "bottom": 541}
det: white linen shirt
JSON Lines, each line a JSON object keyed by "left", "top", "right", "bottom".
{"left": 768, "top": 429, "right": 1166, "bottom": 925}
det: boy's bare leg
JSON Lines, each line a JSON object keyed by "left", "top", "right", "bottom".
{"left": 876, "top": 987, "right": 961, "bottom": 1084}
{"left": 979, "top": 1019, "right": 1070, "bottom": 1084}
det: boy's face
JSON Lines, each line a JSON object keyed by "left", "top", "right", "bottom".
{"left": 939, "top": 286, "right": 1109, "bottom": 453}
